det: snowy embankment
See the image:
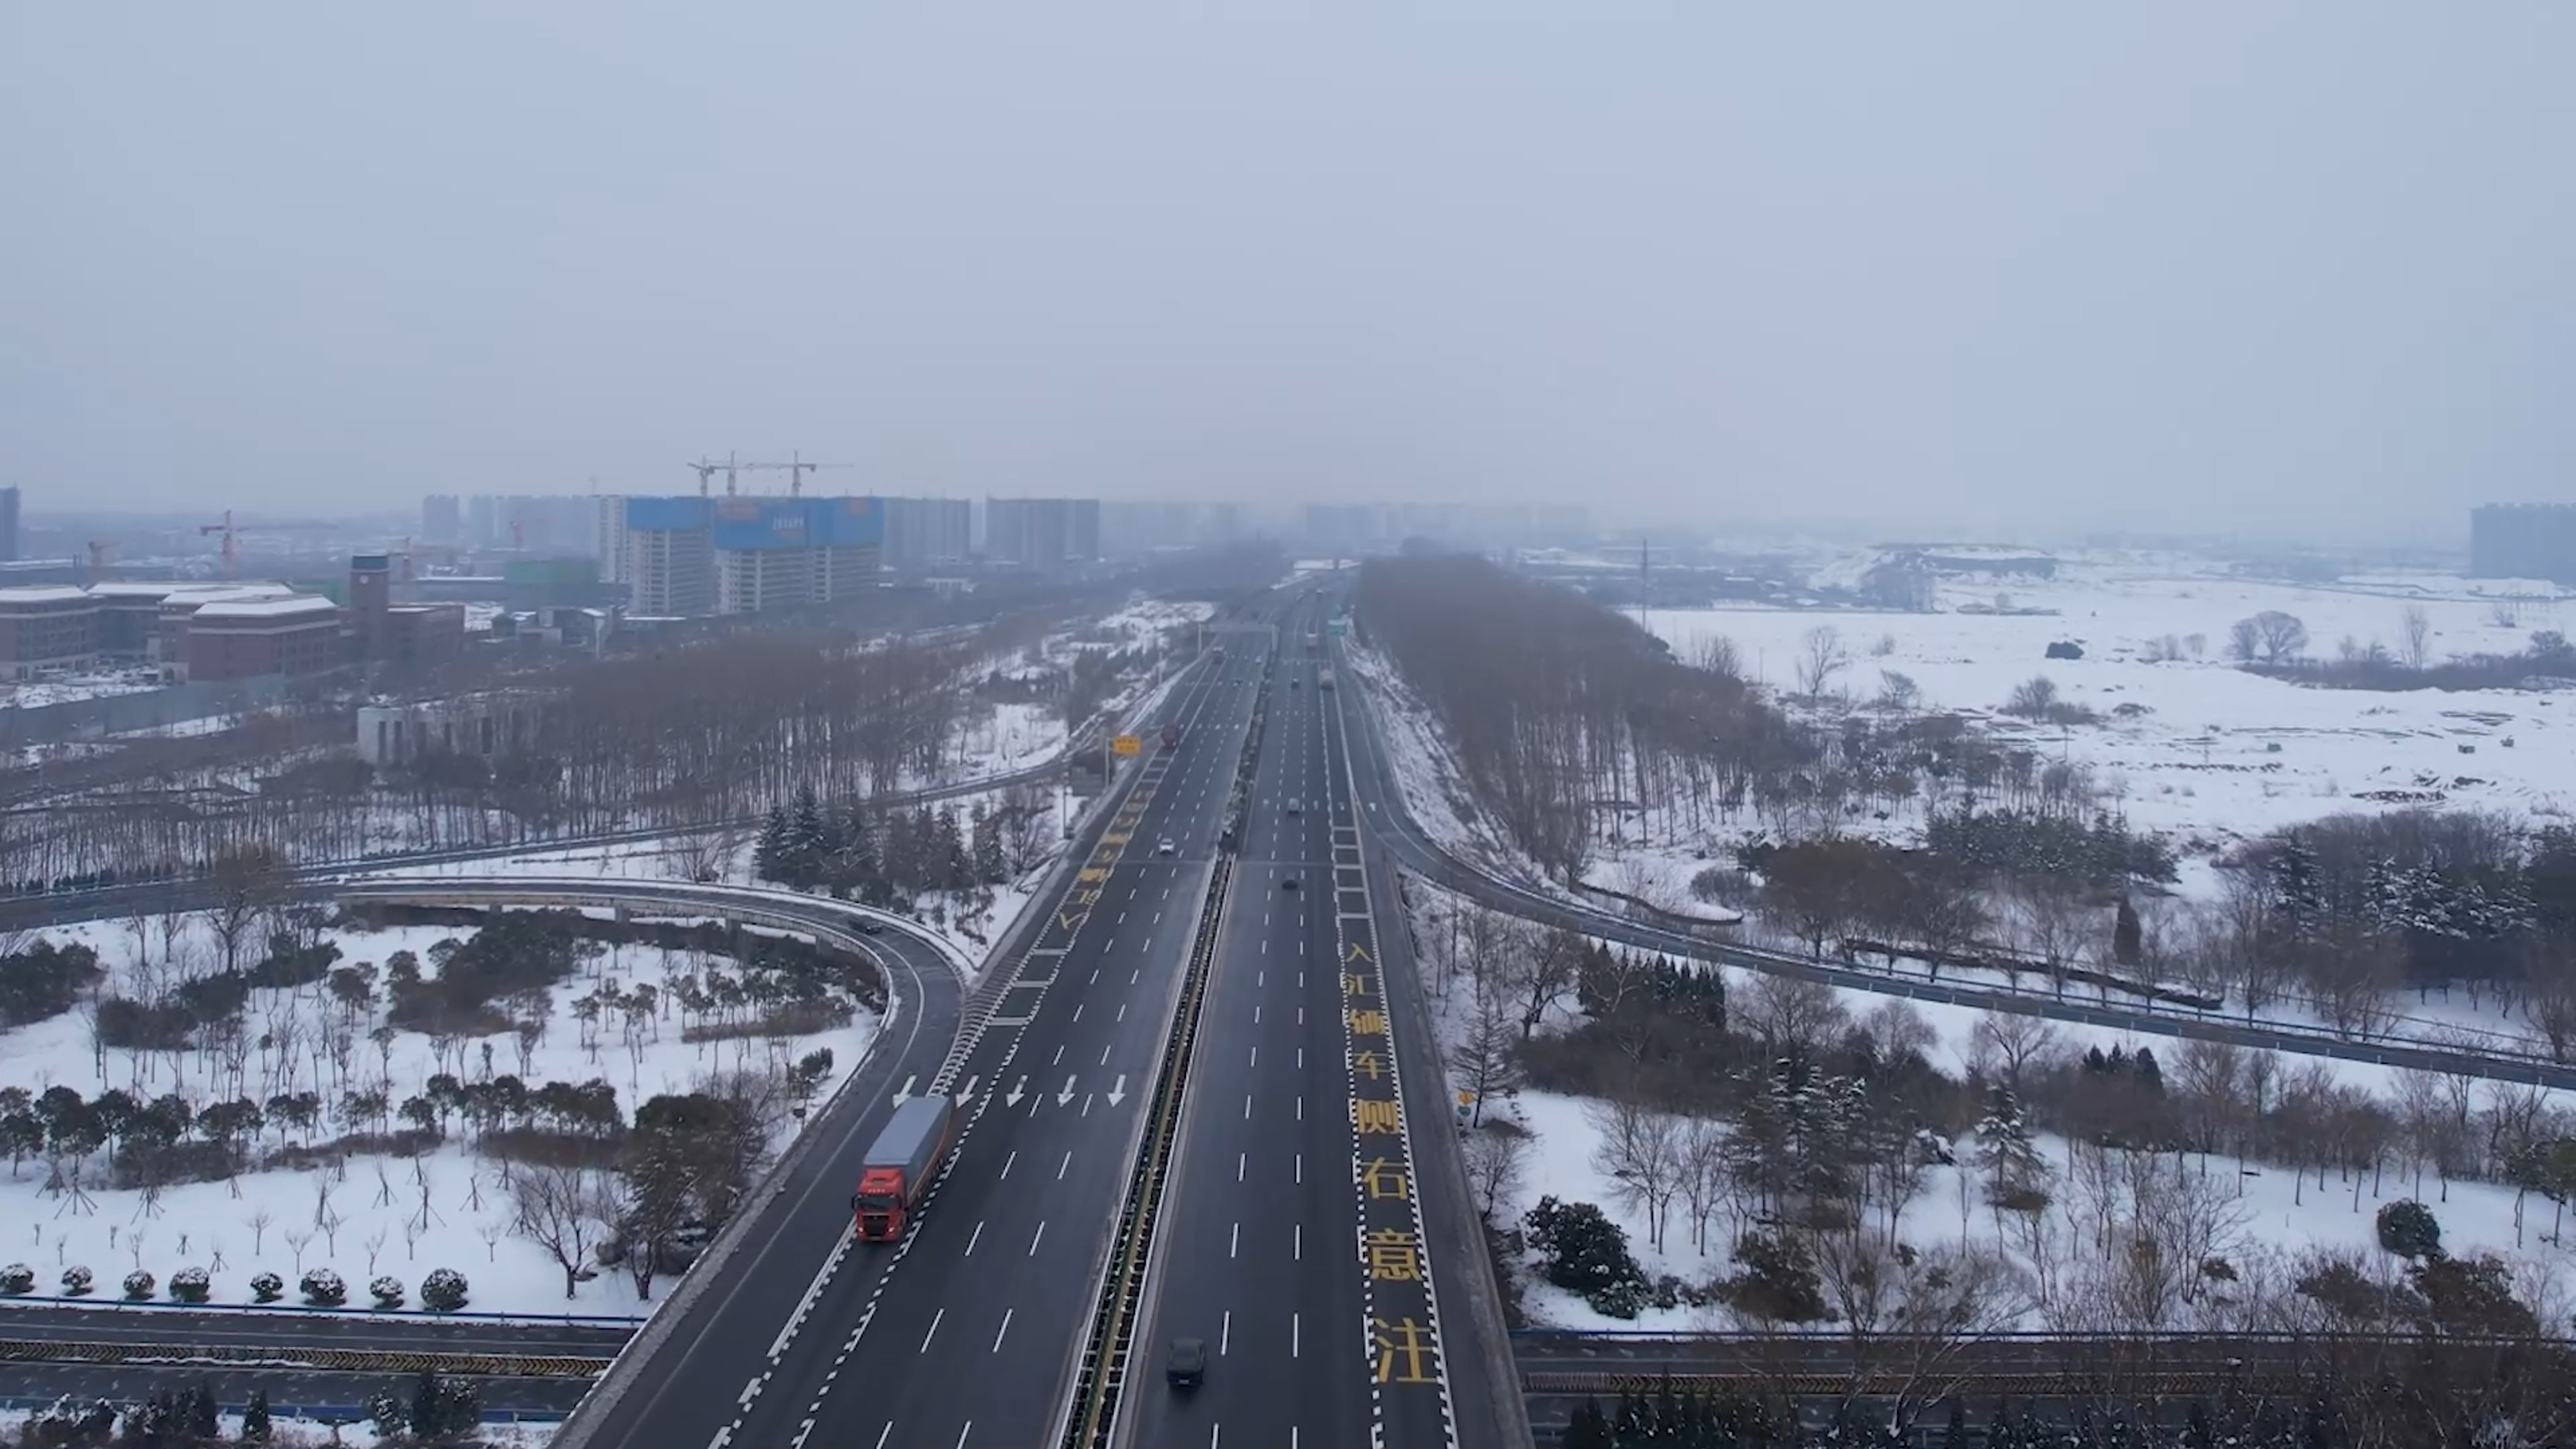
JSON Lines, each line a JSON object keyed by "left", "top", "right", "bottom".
{"left": 1397, "top": 873, "right": 2576, "bottom": 1336}
{"left": 0, "top": 914, "right": 882, "bottom": 1322}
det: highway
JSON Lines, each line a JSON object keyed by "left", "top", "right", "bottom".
{"left": 1122, "top": 594, "right": 1494, "bottom": 1449}
{"left": 672, "top": 645, "right": 1267, "bottom": 1449}
{"left": 1330, "top": 631, "right": 2576, "bottom": 1093}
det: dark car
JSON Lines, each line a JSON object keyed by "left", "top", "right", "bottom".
{"left": 858, "top": 920, "right": 884, "bottom": 936}
{"left": 1167, "top": 1336, "right": 1207, "bottom": 1390}
{"left": 1281, "top": 873, "right": 1299, "bottom": 890}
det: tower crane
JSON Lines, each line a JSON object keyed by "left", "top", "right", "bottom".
{"left": 199, "top": 511, "right": 338, "bottom": 579}
{"left": 87, "top": 539, "right": 117, "bottom": 584}
{"left": 688, "top": 451, "right": 854, "bottom": 497}
{"left": 739, "top": 450, "right": 856, "bottom": 497}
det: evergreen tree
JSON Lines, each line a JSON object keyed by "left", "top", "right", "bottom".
{"left": 2268, "top": 832, "right": 2325, "bottom": 943}
{"left": 935, "top": 807, "right": 971, "bottom": 892}
{"left": 1941, "top": 1399, "right": 1970, "bottom": 1449}
{"left": 189, "top": 1382, "right": 220, "bottom": 1441}
{"left": 1560, "top": 1399, "right": 1614, "bottom": 1449}
{"left": 242, "top": 1389, "right": 272, "bottom": 1442}
{"left": 785, "top": 788, "right": 829, "bottom": 887}
{"left": 2375, "top": 1198, "right": 2443, "bottom": 1261}
{"left": 2184, "top": 1399, "right": 2216, "bottom": 1449}
{"left": 2113, "top": 895, "right": 2143, "bottom": 966}
{"left": 753, "top": 806, "right": 790, "bottom": 883}
{"left": 2134, "top": 1046, "right": 2166, "bottom": 1096}
{"left": 1975, "top": 1086, "right": 2047, "bottom": 1206}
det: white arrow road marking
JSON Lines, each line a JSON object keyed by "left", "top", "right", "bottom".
{"left": 953, "top": 1074, "right": 979, "bottom": 1106}
{"left": 1006, "top": 1076, "right": 1028, "bottom": 1107}
{"left": 1057, "top": 1075, "right": 1077, "bottom": 1106}
{"left": 1107, "top": 1073, "right": 1128, "bottom": 1106}
{"left": 892, "top": 1075, "right": 916, "bottom": 1105}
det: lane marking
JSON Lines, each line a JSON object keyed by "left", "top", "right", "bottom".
{"left": 1030, "top": 1220, "right": 1049, "bottom": 1255}
{"left": 918, "top": 1307, "right": 944, "bottom": 1354}
{"left": 964, "top": 1220, "right": 983, "bottom": 1256}
{"left": 992, "top": 1307, "right": 1014, "bottom": 1352}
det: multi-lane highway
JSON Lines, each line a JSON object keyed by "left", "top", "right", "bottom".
{"left": 1121, "top": 592, "right": 1504, "bottom": 1449}
{"left": 623, "top": 643, "right": 1269, "bottom": 1449}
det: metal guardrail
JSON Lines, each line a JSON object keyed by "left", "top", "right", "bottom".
{"left": 0, "top": 1294, "right": 640, "bottom": 1330}
{"left": 1060, "top": 854, "right": 1232, "bottom": 1449}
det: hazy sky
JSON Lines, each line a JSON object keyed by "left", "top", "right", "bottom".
{"left": 5, "top": 5, "right": 2573, "bottom": 542}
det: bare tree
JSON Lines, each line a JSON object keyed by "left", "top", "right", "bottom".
{"left": 1809, "top": 1236, "right": 2032, "bottom": 1432}
{"left": 2007, "top": 879, "right": 2087, "bottom": 996}
{"left": 1451, "top": 981, "right": 1522, "bottom": 1125}
{"left": 1875, "top": 669, "right": 1920, "bottom": 714}
{"left": 2234, "top": 610, "right": 2309, "bottom": 665}
{"left": 505, "top": 1161, "right": 617, "bottom": 1299}
{"left": 1860, "top": 999, "right": 1937, "bottom": 1067}
{"left": 1509, "top": 928, "right": 1583, "bottom": 1040}
{"left": 2398, "top": 605, "right": 2434, "bottom": 670}
{"left": 1693, "top": 635, "right": 1744, "bottom": 682}
{"left": 1590, "top": 1099, "right": 1685, "bottom": 1252}
{"left": 1739, "top": 973, "right": 1851, "bottom": 1059}
{"left": 1461, "top": 1124, "right": 1529, "bottom": 1224}
{"left": 1969, "top": 1013, "right": 2061, "bottom": 1091}
{"left": 1677, "top": 1115, "right": 1731, "bottom": 1256}
{"left": 1795, "top": 625, "right": 1850, "bottom": 698}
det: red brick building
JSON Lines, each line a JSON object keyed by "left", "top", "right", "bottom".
{"left": 0, "top": 586, "right": 101, "bottom": 679}
{"left": 158, "top": 585, "right": 301, "bottom": 676}
{"left": 186, "top": 596, "right": 347, "bottom": 682}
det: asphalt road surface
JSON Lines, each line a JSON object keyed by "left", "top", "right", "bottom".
{"left": 1124, "top": 592, "right": 1489, "bottom": 1449}
{"left": 533, "top": 879, "right": 972, "bottom": 1449}
{"left": 700, "top": 646, "right": 1269, "bottom": 1449}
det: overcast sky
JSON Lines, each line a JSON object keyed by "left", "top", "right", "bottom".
{"left": 5, "top": 4, "right": 2572, "bottom": 543}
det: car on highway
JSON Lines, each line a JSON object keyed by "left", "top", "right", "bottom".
{"left": 1286, "top": 798, "right": 1301, "bottom": 814}
{"left": 1166, "top": 1337, "right": 1206, "bottom": 1391}
{"left": 1281, "top": 872, "right": 1299, "bottom": 890}
{"left": 1157, "top": 837, "right": 1176, "bottom": 855}
{"left": 857, "top": 919, "right": 883, "bottom": 935}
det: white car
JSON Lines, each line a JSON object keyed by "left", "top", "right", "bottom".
{"left": 1157, "top": 838, "right": 1176, "bottom": 855}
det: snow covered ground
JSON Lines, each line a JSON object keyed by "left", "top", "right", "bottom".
{"left": 0, "top": 1401, "right": 557, "bottom": 1447}
{"left": 1651, "top": 554, "right": 2576, "bottom": 858}
{"left": 1493, "top": 1085, "right": 2561, "bottom": 1335}
{"left": 1401, "top": 873, "right": 2576, "bottom": 1334}
{"left": 0, "top": 913, "right": 882, "bottom": 1322}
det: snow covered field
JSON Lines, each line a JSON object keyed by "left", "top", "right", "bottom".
{"left": 1493, "top": 1085, "right": 2559, "bottom": 1336}
{"left": 1652, "top": 555, "right": 2576, "bottom": 858}
{"left": 0, "top": 912, "right": 883, "bottom": 1322}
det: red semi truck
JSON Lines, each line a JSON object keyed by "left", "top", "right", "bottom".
{"left": 852, "top": 1096, "right": 957, "bottom": 1242}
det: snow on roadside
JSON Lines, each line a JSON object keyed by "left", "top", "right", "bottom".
{"left": 0, "top": 1404, "right": 558, "bottom": 1447}
{"left": 1494, "top": 1085, "right": 2553, "bottom": 1336}
{"left": 0, "top": 914, "right": 881, "bottom": 1322}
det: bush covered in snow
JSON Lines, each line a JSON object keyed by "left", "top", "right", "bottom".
{"left": 121, "top": 1269, "right": 155, "bottom": 1301}
{"left": 0, "top": 1263, "right": 32, "bottom": 1295}
{"left": 299, "top": 1268, "right": 347, "bottom": 1307}
{"left": 370, "top": 1275, "right": 406, "bottom": 1309}
{"left": 421, "top": 1267, "right": 469, "bottom": 1313}
{"left": 250, "top": 1270, "right": 284, "bottom": 1303}
{"left": 169, "top": 1266, "right": 211, "bottom": 1304}
{"left": 60, "top": 1265, "right": 93, "bottom": 1297}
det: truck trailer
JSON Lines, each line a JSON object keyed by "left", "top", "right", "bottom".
{"left": 1162, "top": 720, "right": 1182, "bottom": 749}
{"left": 852, "top": 1096, "right": 957, "bottom": 1242}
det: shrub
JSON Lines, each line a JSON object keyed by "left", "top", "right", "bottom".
{"left": 421, "top": 1268, "right": 470, "bottom": 1313}
{"left": 121, "top": 1269, "right": 156, "bottom": 1301}
{"left": 250, "top": 1271, "right": 284, "bottom": 1303}
{"left": 0, "top": 1263, "right": 33, "bottom": 1295}
{"left": 371, "top": 1275, "right": 406, "bottom": 1309}
{"left": 169, "top": 1267, "right": 211, "bottom": 1304}
{"left": 61, "top": 1265, "right": 94, "bottom": 1297}
{"left": 1523, "top": 1197, "right": 1649, "bottom": 1319}
{"left": 299, "top": 1268, "right": 347, "bottom": 1307}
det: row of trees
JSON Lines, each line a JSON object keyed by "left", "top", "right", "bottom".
{"left": 0, "top": 598, "right": 1137, "bottom": 892}
{"left": 1356, "top": 557, "right": 2191, "bottom": 890}
{"left": 752, "top": 787, "right": 1046, "bottom": 900}
{"left": 12, "top": 1371, "right": 483, "bottom": 1446}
